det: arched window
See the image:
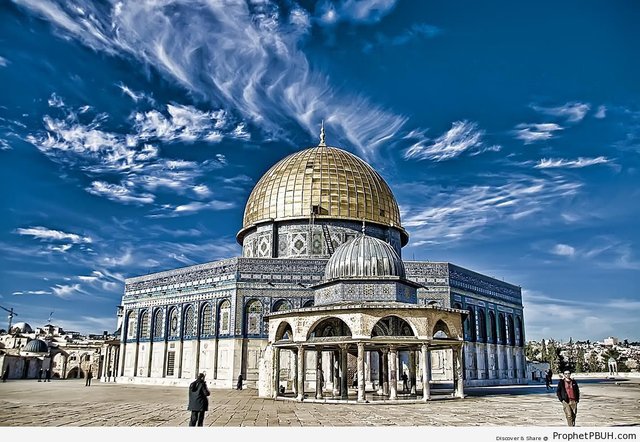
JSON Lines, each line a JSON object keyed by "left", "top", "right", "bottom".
{"left": 516, "top": 316, "right": 524, "bottom": 347}
{"left": 246, "top": 300, "right": 263, "bottom": 335}
{"left": 273, "top": 299, "right": 292, "bottom": 312}
{"left": 219, "top": 300, "right": 231, "bottom": 335}
{"left": 152, "top": 309, "right": 164, "bottom": 340}
{"left": 168, "top": 308, "right": 179, "bottom": 338}
{"left": 498, "top": 313, "right": 506, "bottom": 344}
{"left": 489, "top": 311, "right": 497, "bottom": 344}
{"left": 433, "top": 319, "right": 450, "bottom": 339}
{"left": 507, "top": 315, "right": 515, "bottom": 346}
{"left": 126, "top": 312, "right": 137, "bottom": 340}
{"left": 466, "top": 307, "right": 477, "bottom": 341}
{"left": 139, "top": 311, "right": 149, "bottom": 339}
{"left": 302, "top": 299, "right": 314, "bottom": 308}
{"left": 200, "top": 303, "right": 213, "bottom": 337}
{"left": 371, "top": 316, "right": 414, "bottom": 337}
{"left": 478, "top": 308, "right": 487, "bottom": 342}
{"left": 183, "top": 305, "right": 195, "bottom": 338}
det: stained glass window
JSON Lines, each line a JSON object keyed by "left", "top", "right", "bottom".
{"left": 201, "top": 303, "right": 213, "bottom": 337}
{"left": 153, "top": 309, "right": 163, "bottom": 339}
{"left": 183, "top": 305, "right": 195, "bottom": 338}
{"left": 139, "top": 311, "right": 149, "bottom": 339}
{"left": 127, "top": 312, "right": 137, "bottom": 339}
{"left": 219, "top": 300, "right": 230, "bottom": 335}
{"left": 246, "top": 300, "right": 262, "bottom": 335}
{"left": 169, "top": 308, "right": 179, "bottom": 338}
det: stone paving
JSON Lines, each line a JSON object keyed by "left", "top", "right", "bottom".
{"left": 0, "top": 377, "right": 638, "bottom": 427}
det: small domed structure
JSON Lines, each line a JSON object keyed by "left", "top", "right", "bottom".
{"left": 324, "top": 234, "right": 406, "bottom": 282}
{"left": 10, "top": 322, "right": 33, "bottom": 334}
{"left": 21, "top": 338, "right": 48, "bottom": 354}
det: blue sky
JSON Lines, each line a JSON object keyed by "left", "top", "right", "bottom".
{"left": 1, "top": 0, "right": 638, "bottom": 341}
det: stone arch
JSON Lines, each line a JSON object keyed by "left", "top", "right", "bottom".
{"left": 478, "top": 308, "right": 487, "bottom": 342}
{"left": 66, "top": 367, "right": 84, "bottom": 379}
{"left": 307, "top": 317, "right": 353, "bottom": 340}
{"left": 427, "top": 300, "right": 439, "bottom": 306}
{"left": 199, "top": 302, "right": 214, "bottom": 337}
{"left": 432, "top": 319, "right": 451, "bottom": 339}
{"left": 218, "top": 299, "right": 231, "bottom": 336}
{"left": 183, "top": 304, "right": 196, "bottom": 339}
{"left": 507, "top": 315, "right": 515, "bottom": 346}
{"left": 152, "top": 308, "right": 164, "bottom": 341}
{"left": 371, "top": 315, "right": 416, "bottom": 337}
{"left": 138, "top": 310, "right": 150, "bottom": 340}
{"left": 302, "top": 299, "right": 314, "bottom": 308}
{"left": 272, "top": 299, "right": 292, "bottom": 312}
{"left": 274, "top": 321, "right": 294, "bottom": 342}
{"left": 245, "top": 299, "right": 263, "bottom": 335}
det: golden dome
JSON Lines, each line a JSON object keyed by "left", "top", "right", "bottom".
{"left": 238, "top": 145, "right": 408, "bottom": 244}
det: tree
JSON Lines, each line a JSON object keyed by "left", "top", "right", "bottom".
{"left": 575, "top": 348, "right": 586, "bottom": 373}
{"left": 525, "top": 342, "right": 539, "bottom": 361}
{"left": 587, "top": 351, "right": 602, "bottom": 373}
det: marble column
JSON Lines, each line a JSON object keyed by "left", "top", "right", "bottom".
{"left": 377, "top": 350, "right": 384, "bottom": 394}
{"left": 340, "top": 344, "right": 348, "bottom": 400}
{"left": 147, "top": 341, "right": 153, "bottom": 377}
{"left": 421, "top": 344, "right": 431, "bottom": 401}
{"left": 292, "top": 348, "right": 298, "bottom": 397}
{"left": 453, "top": 345, "right": 464, "bottom": 398}
{"left": 381, "top": 347, "right": 389, "bottom": 396}
{"left": 409, "top": 349, "right": 417, "bottom": 395}
{"left": 388, "top": 346, "right": 398, "bottom": 400}
{"left": 357, "top": 342, "right": 365, "bottom": 402}
{"left": 273, "top": 347, "right": 280, "bottom": 399}
{"left": 315, "top": 347, "right": 323, "bottom": 399}
{"left": 332, "top": 350, "right": 340, "bottom": 397}
{"left": 296, "top": 345, "right": 305, "bottom": 401}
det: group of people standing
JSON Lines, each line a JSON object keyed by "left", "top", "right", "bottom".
{"left": 37, "top": 368, "right": 52, "bottom": 382}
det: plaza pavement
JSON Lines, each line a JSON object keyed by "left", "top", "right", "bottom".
{"left": 0, "top": 377, "right": 638, "bottom": 427}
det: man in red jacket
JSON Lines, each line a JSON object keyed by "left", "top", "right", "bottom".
{"left": 556, "top": 370, "right": 580, "bottom": 426}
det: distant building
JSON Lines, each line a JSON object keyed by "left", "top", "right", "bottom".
{"left": 603, "top": 337, "right": 619, "bottom": 346}
{"left": 0, "top": 322, "right": 115, "bottom": 380}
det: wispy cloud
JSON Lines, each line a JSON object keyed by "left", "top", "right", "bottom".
{"left": 14, "top": 0, "right": 411, "bottom": 160}
{"left": 0, "top": 56, "right": 9, "bottom": 67}
{"left": 51, "top": 283, "right": 82, "bottom": 298}
{"left": 513, "top": 123, "right": 563, "bottom": 144}
{"left": 364, "top": 23, "right": 441, "bottom": 52}
{"left": 551, "top": 243, "right": 576, "bottom": 257}
{"left": 523, "top": 290, "right": 640, "bottom": 341}
{"left": 13, "top": 290, "right": 50, "bottom": 296}
{"left": 535, "top": 156, "right": 610, "bottom": 169}
{"left": 15, "top": 226, "right": 92, "bottom": 244}
{"left": 531, "top": 102, "right": 591, "bottom": 123}
{"left": 594, "top": 105, "right": 607, "bottom": 119}
{"left": 404, "top": 121, "right": 493, "bottom": 161}
{"left": 316, "top": 0, "right": 398, "bottom": 25}
{"left": 400, "top": 175, "right": 582, "bottom": 245}
{"left": 86, "top": 181, "right": 155, "bottom": 205}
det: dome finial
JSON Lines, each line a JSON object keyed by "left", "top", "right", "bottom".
{"left": 362, "top": 219, "right": 366, "bottom": 235}
{"left": 319, "top": 120, "right": 326, "bottom": 146}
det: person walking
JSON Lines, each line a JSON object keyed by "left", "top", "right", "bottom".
{"left": 556, "top": 370, "right": 580, "bottom": 426}
{"left": 187, "top": 373, "right": 210, "bottom": 427}
{"left": 401, "top": 372, "right": 409, "bottom": 392}
{"left": 85, "top": 369, "right": 93, "bottom": 386}
{"left": 38, "top": 368, "right": 43, "bottom": 382}
{"left": 45, "top": 368, "right": 51, "bottom": 382}
{"left": 2, "top": 367, "right": 9, "bottom": 382}
{"left": 545, "top": 369, "right": 553, "bottom": 391}
{"left": 236, "top": 374, "right": 243, "bottom": 390}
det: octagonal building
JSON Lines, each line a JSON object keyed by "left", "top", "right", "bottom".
{"left": 112, "top": 132, "right": 527, "bottom": 399}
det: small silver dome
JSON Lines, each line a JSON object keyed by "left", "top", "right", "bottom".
{"left": 22, "top": 339, "right": 48, "bottom": 354}
{"left": 324, "top": 234, "right": 405, "bottom": 281}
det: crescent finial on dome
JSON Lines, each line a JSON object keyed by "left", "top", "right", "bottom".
{"left": 319, "top": 120, "right": 326, "bottom": 146}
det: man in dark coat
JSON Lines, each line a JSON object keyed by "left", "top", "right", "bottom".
{"left": 45, "top": 368, "right": 51, "bottom": 382}
{"left": 188, "top": 373, "right": 210, "bottom": 427}
{"left": 85, "top": 370, "right": 93, "bottom": 386}
{"left": 556, "top": 370, "right": 580, "bottom": 426}
{"left": 2, "top": 367, "right": 9, "bottom": 382}
{"left": 545, "top": 369, "right": 553, "bottom": 390}
{"left": 236, "top": 374, "right": 243, "bottom": 390}
{"left": 38, "top": 368, "right": 43, "bottom": 382}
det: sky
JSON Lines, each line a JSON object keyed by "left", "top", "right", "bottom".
{"left": 0, "top": 0, "right": 638, "bottom": 342}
